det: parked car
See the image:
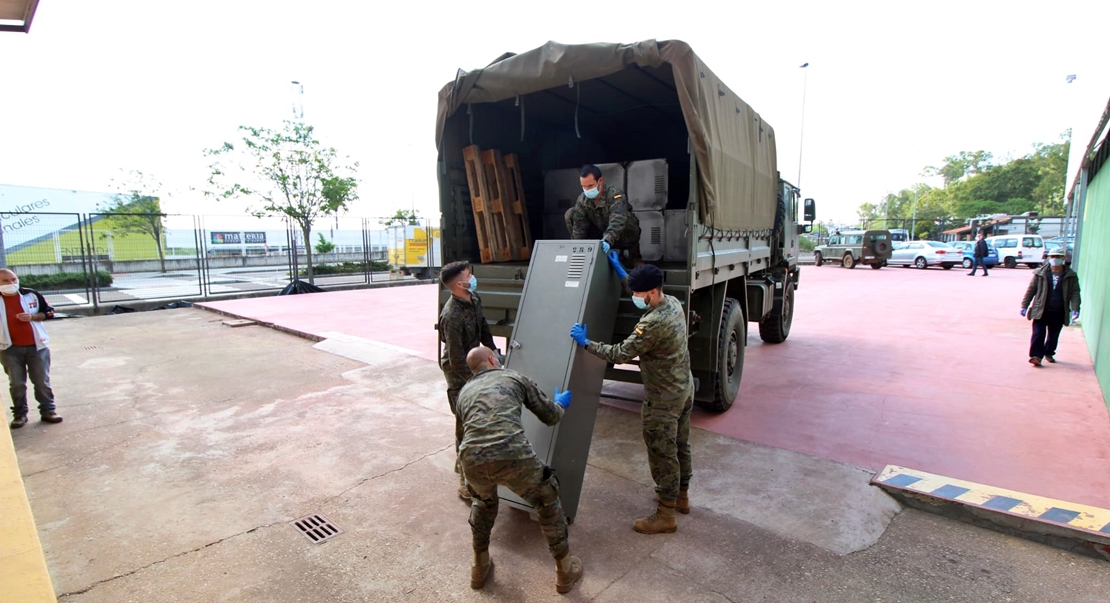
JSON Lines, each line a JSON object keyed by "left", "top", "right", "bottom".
{"left": 814, "top": 229, "right": 893, "bottom": 269}
{"left": 888, "top": 241, "right": 962, "bottom": 269}
{"left": 1041, "top": 241, "right": 1074, "bottom": 265}
{"left": 986, "top": 234, "right": 1044, "bottom": 268}
{"left": 949, "top": 241, "right": 1000, "bottom": 269}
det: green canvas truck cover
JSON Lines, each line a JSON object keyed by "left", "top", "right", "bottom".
{"left": 436, "top": 39, "right": 778, "bottom": 233}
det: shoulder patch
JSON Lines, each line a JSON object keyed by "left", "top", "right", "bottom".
{"left": 614, "top": 194, "right": 623, "bottom": 199}
{"left": 635, "top": 326, "right": 644, "bottom": 336}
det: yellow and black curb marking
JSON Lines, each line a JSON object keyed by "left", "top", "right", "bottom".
{"left": 872, "top": 465, "right": 1110, "bottom": 561}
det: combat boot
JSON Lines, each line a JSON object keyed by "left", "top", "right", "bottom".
{"left": 457, "top": 474, "right": 472, "bottom": 501}
{"left": 470, "top": 548, "right": 493, "bottom": 589}
{"left": 633, "top": 500, "right": 677, "bottom": 534}
{"left": 554, "top": 551, "right": 583, "bottom": 594}
{"left": 675, "top": 488, "right": 690, "bottom": 515}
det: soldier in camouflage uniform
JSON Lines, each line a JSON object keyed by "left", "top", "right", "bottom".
{"left": 570, "top": 262, "right": 693, "bottom": 534}
{"left": 439, "top": 261, "right": 497, "bottom": 501}
{"left": 564, "top": 164, "right": 643, "bottom": 266}
{"left": 457, "top": 346, "right": 583, "bottom": 594}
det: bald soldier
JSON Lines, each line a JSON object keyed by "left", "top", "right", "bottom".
{"left": 564, "top": 164, "right": 643, "bottom": 266}
{"left": 456, "top": 346, "right": 583, "bottom": 594}
{"left": 569, "top": 261, "right": 693, "bottom": 534}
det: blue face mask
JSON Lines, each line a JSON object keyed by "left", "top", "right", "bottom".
{"left": 583, "top": 187, "right": 600, "bottom": 200}
{"left": 467, "top": 275, "right": 478, "bottom": 291}
{"left": 632, "top": 294, "right": 648, "bottom": 310}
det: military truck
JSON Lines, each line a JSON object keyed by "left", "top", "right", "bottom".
{"left": 813, "top": 229, "right": 893, "bottom": 269}
{"left": 435, "top": 40, "right": 815, "bottom": 411}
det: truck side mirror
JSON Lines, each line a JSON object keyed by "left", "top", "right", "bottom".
{"left": 803, "top": 198, "right": 816, "bottom": 222}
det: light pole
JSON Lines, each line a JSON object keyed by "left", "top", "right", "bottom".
{"left": 291, "top": 80, "right": 304, "bottom": 121}
{"left": 797, "top": 62, "right": 809, "bottom": 188}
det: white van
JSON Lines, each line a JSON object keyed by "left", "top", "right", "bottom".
{"left": 986, "top": 234, "right": 1044, "bottom": 268}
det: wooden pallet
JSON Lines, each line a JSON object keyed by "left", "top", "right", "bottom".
{"left": 462, "top": 145, "right": 509, "bottom": 263}
{"left": 480, "top": 149, "right": 530, "bottom": 261}
{"left": 501, "top": 153, "right": 533, "bottom": 258}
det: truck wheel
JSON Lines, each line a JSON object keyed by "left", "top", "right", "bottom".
{"left": 706, "top": 298, "right": 745, "bottom": 412}
{"left": 870, "top": 262, "right": 883, "bottom": 270}
{"left": 814, "top": 252, "right": 823, "bottom": 267}
{"left": 843, "top": 253, "right": 856, "bottom": 269}
{"left": 759, "top": 284, "right": 793, "bottom": 343}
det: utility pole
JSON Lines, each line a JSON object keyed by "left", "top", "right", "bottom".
{"left": 797, "top": 63, "right": 809, "bottom": 188}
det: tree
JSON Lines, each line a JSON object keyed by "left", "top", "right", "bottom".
{"left": 100, "top": 169, "right": 168, "bottom": 273}
{"left": 925, "top": 150, "right": 993, "bottom": 187}
{"left": 204, "top": 120, "right": 359, "bottom": 283}
{"left": 315, "top": 233, "right": 336, "bottom": 254}
{"left": 380, "top": 209, "right": 421, "bottom": 226}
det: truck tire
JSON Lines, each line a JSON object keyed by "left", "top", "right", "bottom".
{"left": 706, "top": 298, "right": 745, "bottom": 412}
{"left": 870, "top": 262, "right": 883, "bottom": 270}
{"left": 843, "top": 253, "right": 856, "bottom": 269}
{"left": 759, "top": 283, "right": 793, "bottom": 344}
{"left": 814, "top": 252, "right": 823, "bottom": 267}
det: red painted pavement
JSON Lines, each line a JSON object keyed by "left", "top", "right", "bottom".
{"left": 198, "top": 266, "right": 1110, "bottom": 508}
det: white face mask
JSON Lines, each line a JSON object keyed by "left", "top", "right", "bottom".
{"left": 1048, "top": 258, "right": 1064, "bottom": 268}
{"left": 0, "top": 283, "right": 19, "bottom": 295}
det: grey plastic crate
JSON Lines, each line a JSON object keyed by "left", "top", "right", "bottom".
{"left": 626, "top": 159, "right": 668, "bottom": 211}
{"left": 635, "top": 210, "right": 664, "bottom": 262}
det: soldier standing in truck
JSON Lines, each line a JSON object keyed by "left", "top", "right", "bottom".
{"left": 564, "top": 164, "right": 643, "bottom": 266}
{"left": 439, "top": 260, "right": 497, "bottom": 501}
{"left": 568, "top": 263, "right": 694, "bottom": 534}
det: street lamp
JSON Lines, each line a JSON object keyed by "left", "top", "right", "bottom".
{"left": 797, "top": 62, "right": 809, "bottom": 188}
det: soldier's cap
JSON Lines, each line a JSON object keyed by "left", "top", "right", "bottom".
{"left": 1047, "top": 248, "right": 1066, "bottom": 257}
{"left": 627, "top": 264, "right": 663, "bottom": 292}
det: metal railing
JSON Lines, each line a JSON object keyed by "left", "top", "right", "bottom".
{"left": 0, "top": 212, "right": 440, "bottom": 309}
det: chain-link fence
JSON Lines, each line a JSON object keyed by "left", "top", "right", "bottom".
{"left": 0, "top": 212, "right": 441, "bottom": 309}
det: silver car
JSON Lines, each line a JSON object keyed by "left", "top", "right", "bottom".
{"left": 888, "top": 241, "right": 962, "bottom": 270}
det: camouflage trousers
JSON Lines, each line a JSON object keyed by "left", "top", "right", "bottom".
{"left": 462, "top": 456, "right": 569, "bottom": 559}
{"left": 564, "top": 208, "right": 643, "bottom": 265}
{"left": 446, "top": 387, "right": 465, "bottom": 482}
{"left": 642, "top": 394, "right": 693, "bottom": 502}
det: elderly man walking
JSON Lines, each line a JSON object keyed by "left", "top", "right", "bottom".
{"left": 1021, "top": 248, "right": 1081, "bottom": 366}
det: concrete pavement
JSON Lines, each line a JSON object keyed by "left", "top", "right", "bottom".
{"left": 9, "top": 308, "right": 1110, "bottom": 601}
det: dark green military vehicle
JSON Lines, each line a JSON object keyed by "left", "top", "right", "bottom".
{"left": 434, "top": 40, "right": 815, "bottom": 411}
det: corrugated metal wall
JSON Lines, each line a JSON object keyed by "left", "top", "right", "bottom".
{"left": 1078, "top": 168, "right": 1110, "bottom": 412}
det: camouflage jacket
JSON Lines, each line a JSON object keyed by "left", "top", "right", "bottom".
{"left": 586, "top": 294, "right": 694, "bottom": 404}
{"left": 456, "top": 367, "right": 564, "bottom": 467}
{"left": 439, "top": 292, "right": 495, "bottom": 389}
{"left": 571, "top": 184, "right": 641, "bottom": 247}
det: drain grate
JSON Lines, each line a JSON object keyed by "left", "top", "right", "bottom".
{"left": 292, "top": 514, "right": 343, "bottom": 544}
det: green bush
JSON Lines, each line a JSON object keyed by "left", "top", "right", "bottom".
{"left": 301, "top": 261, "right": 391, "bottom": 276}
{"left": 799, "top": 237, "right": 816, "bottom": 252}
{"left": 19, "top": 271, "right": 112, "bottom": 291}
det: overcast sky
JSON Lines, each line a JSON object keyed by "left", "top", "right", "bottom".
{"left": 2, "top": 0, "right": 1108, "bottom": 223}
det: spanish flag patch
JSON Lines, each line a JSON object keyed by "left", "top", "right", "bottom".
{"left": 614, "top": 194, "right": 622, "bottom": 199}
{"left": 635, "top": 326, "right": 644, "bottom": 336}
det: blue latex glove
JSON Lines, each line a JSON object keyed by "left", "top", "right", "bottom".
{"left": 607, "top": 250, "right": 628, "bottom": 279}
{"left": 554, "top": 387, "right": 572, "bottom": 409}
{"left": 570, "top": 323, "right": 589, "bottom": 348}
{"left": 1020, "top": 308, "right": 1027, "bottom": 317}
{"left": 1072, "top": 311, "right": 1080, "bottom": 322}
{"left": 600, "top": 240, "right": 611, "bottom": 254}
